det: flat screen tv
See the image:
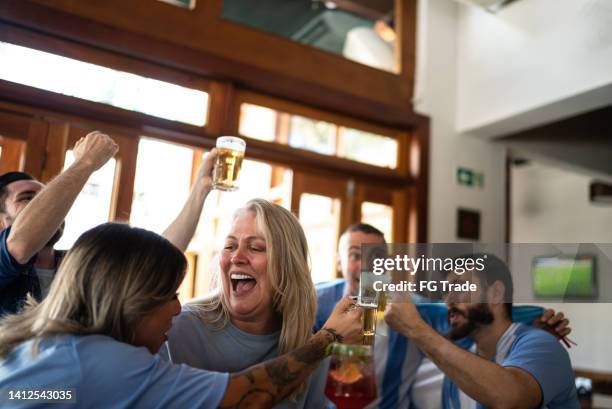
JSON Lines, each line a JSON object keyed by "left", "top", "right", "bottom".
{"left": 532, "top": 255, "right": 596, "bottom": 299}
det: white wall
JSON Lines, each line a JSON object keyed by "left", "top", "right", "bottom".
{"left": 416, "top": 0, "right": 506, "bottom": 243}
{"left": 512, "top": 161, "right": 612, "bottom": 371}
{"left": 418, "top": 0, "right": 612, "bottom": 374}
{"left": 419, "top": 0, "right": 612, "bottom": 241}
{"left": 456, "top": 0, "right": 612, "bottom": 137}
{"left": 512, "top": 162, "right": 612, "bottom": 243}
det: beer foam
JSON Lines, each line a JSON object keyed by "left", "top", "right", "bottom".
{"left": 216, "top": 136, "right": 246, "bottom": 152}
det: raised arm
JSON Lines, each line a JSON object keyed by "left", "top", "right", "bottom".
{"left": 7, "top": 132, "right": 118, "bottom": 263}
{"left": 162, "top": 149, "right": 216, "bottom": 252}
{"left": 218, "top": 296, "right": 362, "bottom": 409}
{"left": 385, "top": 301, "right": 541, "bottom": 409}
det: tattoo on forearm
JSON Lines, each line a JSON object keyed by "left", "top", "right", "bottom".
{"left": 322, "top": 327, "right": 343, "bottom": 343}
{"left": 292, "top": 338, "right": 327, "bottom": 364}
{"left": 220, "top": 332, "right": 331, "bottom": 408}
{"left": 219, "top": 387, "right": 274, "bottom": 409}
{"left": 264, "top": 356, "right": 301, "bottom": 388}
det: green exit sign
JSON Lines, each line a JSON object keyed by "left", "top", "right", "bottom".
{"left": 457, "top": 167, "right": 484, "bottom": 188}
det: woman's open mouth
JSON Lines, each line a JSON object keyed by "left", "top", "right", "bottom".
{"left": 230, "top": 272, "right": 257, "bottom": 296}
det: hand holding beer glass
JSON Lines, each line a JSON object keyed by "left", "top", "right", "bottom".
{"left": 359, "top": 244, "right": 389, "bottom": 346}
{"left": 359, "top": 284, "right": 386, "bottom": 346}
{"left": 212, "top": 136, "right": 246, "bottom": 191}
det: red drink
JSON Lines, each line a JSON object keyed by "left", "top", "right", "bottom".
{"left": 325, "top": 370, "right": 377, "bottom": 408}
{"left": 325, "top": 344, "right": 377, "bottom": 409}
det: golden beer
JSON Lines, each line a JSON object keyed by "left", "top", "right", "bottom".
{"left": 362, "top": 306, "right": 377, "bottom": 345}
{"left": 212, "top": 136, "right": 246, "bottom": 191}
{"left": 376, "top": 292, "right": 387, "bottom": 323}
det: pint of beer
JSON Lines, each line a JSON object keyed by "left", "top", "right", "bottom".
{"left": 362, "top": 306, "right": 377, "bottom": 346}
{"left": 212, "top": 136, "right": 246, "bottom": 191}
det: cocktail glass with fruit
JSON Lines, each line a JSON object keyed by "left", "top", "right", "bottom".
{"left": 324, "top": 343, "right": 377, "bottom": 409}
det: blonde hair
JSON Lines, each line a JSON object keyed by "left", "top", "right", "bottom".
{"left": 189, "top": 199, "right": 316, "bottom": 398}
{"left": 0, "top": 223, "right": 186, "bottom": 357}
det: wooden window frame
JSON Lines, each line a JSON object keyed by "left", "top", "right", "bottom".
{"left": 0, "top": 21, "right": 211, "bottom": 99}
{"left": 0, "top": 0, "right": 421, "bottom": 127}
{"left": 229, "top": 90, "right": 414, "bottom": 182}
{"left": 0, "top": 21, "right": 429, "bottom": 242}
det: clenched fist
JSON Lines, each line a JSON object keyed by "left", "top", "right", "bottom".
{"left": 383, "top": 294, "right": 425, "bottom": 338}
{"left": 73, "top": 131, "right": 119, "bottom": 171}
{"left": 194, "top": 148, "right": 217, "bottom": 192}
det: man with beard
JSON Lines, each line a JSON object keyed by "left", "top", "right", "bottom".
{"left": 384, "top": 253, "right": 579, "bottom": 409}
{"left": 0, "top": 131, "right": 118, "bottom": 316}
{"left": 315, "top": 225, "right": 572, "bottom": 409}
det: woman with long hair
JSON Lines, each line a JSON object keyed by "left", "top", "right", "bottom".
{"left": 164, "top": 198, "right": 332, "bottom": 408}
{"left": 0, "top": 223, "right": 362, "bottom": 409}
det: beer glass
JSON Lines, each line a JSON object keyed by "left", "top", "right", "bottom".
{"left": 212, "top": 136, "right": 246, "bottom": 191}
{"left": 359, "top": 269, "right": 389, "bottom": 345}
{"left": 361, "top": 306, "right": 377, "bottom": 346}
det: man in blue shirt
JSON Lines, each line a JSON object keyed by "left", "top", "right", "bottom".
{"left": 0, "top": 132, "right": 118, "bottom": 316}
{"left": 384, "top": 253, "right": 579, "bottom": 409}
{"left": 315, "top": 224, "right": 571, "bottom": 409}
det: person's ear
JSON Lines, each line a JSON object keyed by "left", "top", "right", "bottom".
{"left": 488, "top": 281, "right": 506, "bottom": 305}
{"left": 0, "top": 214, "right": 8, "bottom": 230}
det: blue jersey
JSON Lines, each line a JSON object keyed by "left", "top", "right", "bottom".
{"left": 0, "top": 227, "right": 40, "bottom": 317}
{"left": 0, "top": 334, "right": 228, "bottom": 409}
{"left": 442, "top": 324, "right": 578, "bottom": 409}
{"left": 0, "top": 227, "right": 64, "bottom": 316}
{"left": 315, "top": 279, "right": 545, "bottom": 409}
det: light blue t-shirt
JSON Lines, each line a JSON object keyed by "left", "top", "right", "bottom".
{"left": 0, "top": 334, "right": 228, "bottom": 409}
{"left": 162, "top": 308, "right": 328, "bottom": 409}
{"left": 442, "top": 323, "right": 579, "bottom": 409}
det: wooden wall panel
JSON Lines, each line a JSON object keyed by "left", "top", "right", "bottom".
{"left": 109, "top": 134, "right": 139, "bottom": 222}
{"left": 0, "top": 110, "right": 31, "bottom": 141}
{"left": 0, "top": 137, "right": 25, "bottom": 173}
{"left": 23, "top": 119, "right": 48, "bottom": 180}
{"left": 40, "top": 122, "right": 69, "bottom": 183}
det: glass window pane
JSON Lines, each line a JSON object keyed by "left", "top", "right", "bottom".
{"left": 237, "top": 103, "right": 399, "bottom": 169}
{"left": 239, "top": 103, "right": 277, "bottom": 142}
{"left": 289, "top": 115, "right": 337, "bottom": 155}
{"left": 339, "top": 127, "right": 398, "bottom": 168}
{"left": 130, "top": 138, "right": 193, "bottom": 234}
{"left": 0, "top": 42, "right": 208, "bottom": 126}
{"left": 130, "top": 137, "right": 200, "bottom": 303}
{"left": 299, "top": 193, "right": 340, "bottom": 283}
{"left": 55, "top": 151, "right": 116, "bottom": 250}
{"left": 361, "top": 201, "right": 393, "bottom": 242}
